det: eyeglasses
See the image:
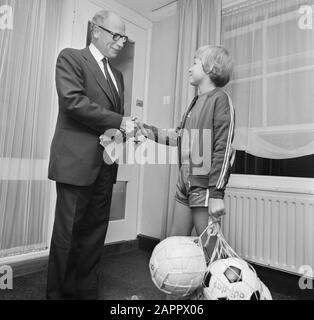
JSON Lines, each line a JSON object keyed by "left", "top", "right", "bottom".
{"left": 92, "top": 22, "right": 128, "bottom": 43}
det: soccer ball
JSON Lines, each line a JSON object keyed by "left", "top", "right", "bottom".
{"left": 203, "top": 257, "right": 261, "bottom": 300}
{"left": 259, "top": 281, "right": 272, "bottom": 300}
{"left": 149, "top": 236, "right": 207, "bottom": 297}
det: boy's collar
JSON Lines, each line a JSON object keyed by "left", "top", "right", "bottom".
{"left": 198, "top": 87, "right": 219, "bottom": 98}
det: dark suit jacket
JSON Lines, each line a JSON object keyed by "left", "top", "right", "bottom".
{"left": 48, "top": 47, "right": 124, "bottom": 186}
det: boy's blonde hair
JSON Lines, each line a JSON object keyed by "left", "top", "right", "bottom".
{"left": 195, "top": 45, "right": 234, "bottom": 87}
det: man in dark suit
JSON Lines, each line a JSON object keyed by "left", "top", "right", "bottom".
{"left": 47, "top": 10, "right": 138, "bottom": 300}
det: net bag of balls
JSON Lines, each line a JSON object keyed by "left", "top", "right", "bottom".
{"left": 199, "top": 222, "right": 272, "bottom": 300}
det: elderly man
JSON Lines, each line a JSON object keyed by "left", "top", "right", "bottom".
{"left": 47, "top": 10, "right": 136, "bottom": 300}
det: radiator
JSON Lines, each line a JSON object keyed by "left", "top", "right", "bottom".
{"left": 222, "top": 175, "right": 314, "bottom": 276}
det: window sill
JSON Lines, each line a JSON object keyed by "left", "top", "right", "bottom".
{"left": 227, "top": 174, "right": 314, "bottom": 195}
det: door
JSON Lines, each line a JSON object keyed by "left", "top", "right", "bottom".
{"left": 71, "top": 0, "right": 149, "bottom": 243}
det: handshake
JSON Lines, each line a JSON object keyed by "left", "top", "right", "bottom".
{"left": 99, "top": 116, "right": 150, "bottom": 148}
{"left": 119, "top": 116, "right": 149, "bottom": 142}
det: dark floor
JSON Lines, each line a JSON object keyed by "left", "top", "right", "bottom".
{"left": 0, "top": 248, "right": 313, "bottom": 300}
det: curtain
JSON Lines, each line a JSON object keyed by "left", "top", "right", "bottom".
{"left": 165, "top": 0, "right": 222, "bottom": 237}
{"left": 0, "top": 0, "right": 62, "bottom": 258}
{"left": 222, "top": 0, "right": 314, "bottom": 159}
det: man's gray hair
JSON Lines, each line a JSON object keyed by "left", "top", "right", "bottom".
{"left": 92, "top": 10, "right": 111, "bottom": 26}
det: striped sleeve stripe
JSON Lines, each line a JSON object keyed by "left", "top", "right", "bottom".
{"left": 216, "top": 94, "right": 235, "bottom": 189}
{"left": 205, "top": 189, "right": 210, "bottom": 207}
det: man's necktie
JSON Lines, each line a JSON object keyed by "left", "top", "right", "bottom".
{"left": 102, "top": 58, "right": 121, "bottom": 111}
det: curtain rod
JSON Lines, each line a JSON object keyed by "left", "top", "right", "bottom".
{"left": 152, "top": 0, "right": 178, "bottom": 12}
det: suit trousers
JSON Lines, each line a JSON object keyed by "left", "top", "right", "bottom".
{"left": 46, "top": 164, "right": 114, "bottom": 300}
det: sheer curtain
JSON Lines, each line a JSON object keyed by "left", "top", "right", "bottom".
{"left": 0, "top": 0, "right": 63, "bottom": 258}
{"left": 222, "top": 0, "right": 314, "bottom": 159}
{"left": 165, "top": 0, "right": 222, "bottom": 237}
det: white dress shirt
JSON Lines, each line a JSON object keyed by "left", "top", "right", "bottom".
{"left": 89, "top": 43, "right": 120, "bottom": 95}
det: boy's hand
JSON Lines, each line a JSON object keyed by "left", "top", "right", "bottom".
{"left": 133, "top": 119, "right": 149, "bottom": 138}
{"left": 208, "top": 198, "right": 226, "bottom": 222}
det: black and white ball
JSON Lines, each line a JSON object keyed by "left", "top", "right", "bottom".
{"left": 259, "top": 281, "right": 272, "bottom": 300}
{"left": 203, "top": 257, "right": 261, "bottom": 300}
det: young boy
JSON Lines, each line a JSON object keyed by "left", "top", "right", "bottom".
{"left": 143, "top": 45, "right": 235, "bottom": 250}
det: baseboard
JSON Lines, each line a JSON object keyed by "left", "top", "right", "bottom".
{"left": 137, "top": 234, "right": 160, "bottom": 253}
{"left": 5, "top": 240, "right": 140, "bottom": 278}
{"left": 7, "top": 256, "right": 49, "bottom": 278}
{"left": 102, "top": 239, "right": 139, "bottom": 256}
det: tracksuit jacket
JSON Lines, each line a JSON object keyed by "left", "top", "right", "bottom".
{"left": 177, "top": 88, "right": 235, "bottom": 199}
{"left": 145, "top": 87, "right": 235, "bottom": 200}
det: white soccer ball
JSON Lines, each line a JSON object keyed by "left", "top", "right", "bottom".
{"left": 149, "top": 236, "right": 207, "bottom": 297}
{"left": 203, "top": 257, "right": 261, "bottom": 300}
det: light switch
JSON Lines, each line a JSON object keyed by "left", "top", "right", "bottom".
{"left": 163, "top": 96, "right": 171, "bottom": 105}
{"left": 136, "top": 99, "right": 144, "bottom": 107}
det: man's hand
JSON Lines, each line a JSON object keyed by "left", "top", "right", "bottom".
{"left": 131, "top": 118, "right": 149, "bottom": 143}
{"left": 120, "top": 117, "right": 148, "bottom": 139}
{"left": 208, "top": 198, "right": 226, "bottom": 223}
{"left": 120, "top": 116, "right": 136, "bottom": 136}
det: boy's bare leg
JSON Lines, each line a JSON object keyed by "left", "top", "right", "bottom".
{"left": 168, "top": 200, "right": 193, "bottom": 237}
{"left": 166, "top": 201, "right": 193, "bottom": 300}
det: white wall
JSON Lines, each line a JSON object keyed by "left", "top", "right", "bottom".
{"left": 139, "top": 13, "right": 179, "bottom": 239}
